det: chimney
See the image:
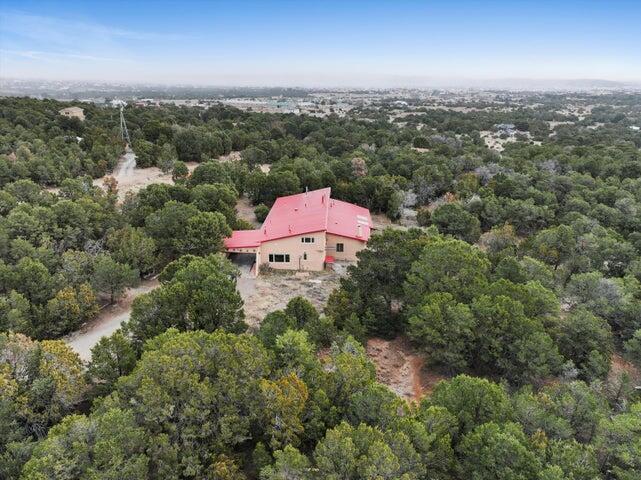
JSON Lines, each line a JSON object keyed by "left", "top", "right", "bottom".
{"left": 357, "top": 224, "right": 363, "bottom": 238}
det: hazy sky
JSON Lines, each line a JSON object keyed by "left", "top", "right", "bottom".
{"left": 1, "top": 0, "right": 640, "bottom": 87}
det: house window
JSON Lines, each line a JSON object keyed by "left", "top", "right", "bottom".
{"left": 303, "top": 252, "right": 307, "bottom": 260}
{"left": 269, "top": 254, "right": 290, "bottom": 263}
{"left": 336, "top": 243, "right": 344, "bottom": 252}
{"left": 301, "top": 237, "right": 315, "bottom": 243}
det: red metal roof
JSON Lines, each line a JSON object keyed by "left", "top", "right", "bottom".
{"left": 224, "top": 187, "right": 372, "bottom": 249}
{"left": 224, "top": 229, "right": 263, "bottom": 248}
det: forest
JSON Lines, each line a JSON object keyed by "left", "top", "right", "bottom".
{"left": 1, "top": 93, "right": 640, "bottom": 479}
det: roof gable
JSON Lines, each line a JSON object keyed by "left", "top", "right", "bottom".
{"left": 262, "top": 187, "right": 331, "bottom": 239}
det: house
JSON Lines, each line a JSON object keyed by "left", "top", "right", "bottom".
{"left": 58, "top": 106, "right": 85, "bottom": 121}
{"left": 495, "top": 123, "right": 516, "bottom": 135}
{"left": 224, "top": 188, "right": 372, "bottom": 274}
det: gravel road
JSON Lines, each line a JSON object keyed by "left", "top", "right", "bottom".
{"left": 64, "top": 279, "right": 159, "bottom": 361}
{"left": 112, "top": 148, "right": 136, "bottom": 179}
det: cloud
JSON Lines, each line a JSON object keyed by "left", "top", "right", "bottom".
{"left": 0, "top": 10, "right": 185, "bottom": 45}
{"left": 1, "top": 49, "right": 132, "bottom": 63}
{"left": 0, "top": 10, "right": 185, "bottom": 78}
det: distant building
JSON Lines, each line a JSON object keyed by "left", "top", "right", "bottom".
{"left": 224, "top": 188, "right": 372, "bottom": 275}
{"left": 630, "top": 125, "right": 640, "bottom": 131}
{"left": 58, "top": 106, "right": 85, "bottom": 121}
{"left": 495, "top": 123, "right": 516, "bottom": 135}
{"left": 134, "top": 99, "right": 160, "bottom": 107}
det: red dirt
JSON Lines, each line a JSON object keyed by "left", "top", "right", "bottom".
{"left": 609, "top": 353, "right": 641, "bottom": 385}
{"left": 366, "top": 336, "right": 447, "bottom": 402}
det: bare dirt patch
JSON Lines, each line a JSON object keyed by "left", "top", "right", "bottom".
{"left": 366, "top": 336, "right": 447, "bottom": 402}
{"left": 235, "top": 196, "right": 261, "bottom": 227}
{"left": 217, "top": 151, "right": 242, "bottom": 163}
{"left": 479, "top": 130, "right": 540, "bottom": 152}
{"left": 370, "top": 213, "right": 395, "bottom": 230}
{"left": 95, "top": 167, "right": 172, "bottom": 201}
{"left": 370, "top": 212, "right": 410, "bottom": 232}
{"left": 242, "top": 270, "right": 341, "bottom": 328}
{"left": 609, "top": 353, "right": 641, "bottom": 386}
{"left": 93, "top": 160, "right": 198, "bottom": 201}
{"left": 53, "top": 151, "right": 199, "bottom": 201}
{"left": 479, "top": 130, "right": 514, "bottom": 152}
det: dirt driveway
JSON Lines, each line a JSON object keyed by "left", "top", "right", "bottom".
{"left": 65, "top": 278, "right": 159, "bottom": 361}
{"left": 229, "top": 253, "right": 257, "bottom": 302}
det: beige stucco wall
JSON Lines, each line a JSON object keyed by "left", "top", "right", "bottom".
{"left": 325, "top": 233, "right": 367, "bottom": 261}
{"left": 258, "top": 231, "right": 326, "bottom": 271}
{"left": 227, "top": 231, "right": 367, "bottom": 275}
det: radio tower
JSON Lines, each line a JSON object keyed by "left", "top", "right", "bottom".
{"left": 112, "top": 99, "right": 131, "bottom": 145}
{"left": 119, "top": 104, "right": 131, "bottom": 145}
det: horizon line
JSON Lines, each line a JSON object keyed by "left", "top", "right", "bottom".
{"left": 3, "top": 75, "right": 641, "bottom": 91}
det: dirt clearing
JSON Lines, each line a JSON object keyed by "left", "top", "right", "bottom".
{"left": 242, "top": 270, "right": 342, "bottom": 328}
{"left": 370, "top": 212, "right": 397, "bottom": 230}
{"left": 94, "top": 162, "right": 198, "bottom": 201}
{"left": 235, "top": 196, "right": 261, "bottom": 227}
{"left": 217, "top": 151, "right": 242, "bottom": 163}
{"left": 608, "top": 353, "right": 641, "bottom": 387}
{"left": 366, "top": 336, "right": 447, "bottom": 402}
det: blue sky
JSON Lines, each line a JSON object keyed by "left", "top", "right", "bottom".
{"left": 1, "top": 0, "right": 640, "bottom": 86}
